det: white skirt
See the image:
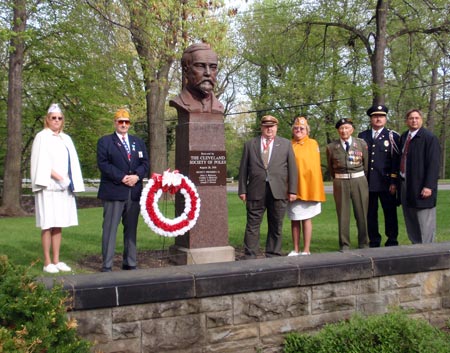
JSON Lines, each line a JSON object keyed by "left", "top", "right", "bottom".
{"left": 35, "top": 189, "right": 78, "bottom": 229}
{"left": 287, "top": 200, "right": 321, "bottom": 221}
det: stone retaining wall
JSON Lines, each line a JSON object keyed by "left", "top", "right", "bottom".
{"left": 41, "top": 243, "right": 450, "bottom": 353}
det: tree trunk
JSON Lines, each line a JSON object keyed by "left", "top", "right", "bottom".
{"left": 145, "top": 69, "right": 170, "bottom": 175}
{"left": 0, "top": 0, "right": 27, "bottom": 216}
{"left": 370, "top": 0, "right": 388, "bottom": 105}
{"left": 426, "top": 67, "right": 438, "bottom": 131}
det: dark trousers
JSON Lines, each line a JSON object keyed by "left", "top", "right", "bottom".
{"left": 101, "top": 191, "right": 140, "bottom": 269}
{"left": 244, "top": 183, "right": 288, "bottom": 258}
{"left": 367, "top": 191, "right": 398, "bottom": 247}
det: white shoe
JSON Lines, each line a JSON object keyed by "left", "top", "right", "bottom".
{"left": 287, "top": 251, "right": 300, "bottom": 256}
{"left": 55, "top": 262, "right": 71, "bottom": 272}
{"left": 300, "top": 252, "right": 311, "bottom": 255}
{"left": 43, "top": 264, "right": 59, "bottom": 273}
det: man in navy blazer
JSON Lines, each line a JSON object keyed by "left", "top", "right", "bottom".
{"left": 97, "top": 109, "right": 149, "bottom": 272}
{"left": 358, "top": 105, "right": 400, "bottom": 247}
{"left": 399, "top": 109, "right": 440, "bottom": 244}
{"left": 238, "top": 115, "right": 298, "bottom": 259}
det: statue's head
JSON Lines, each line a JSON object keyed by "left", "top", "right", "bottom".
{"left": 181, "top": 43, "right": 218, "bottom": 98}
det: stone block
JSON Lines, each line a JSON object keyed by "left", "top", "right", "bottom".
{"left": 380, "top": 272, "right": 423, "bottom": 291}
{"left": 206, "top": 310, "right": 233, "bottom": 328}
{"left": 370, "top": 243, "right": 450, "bottom": 276}
{"left": 93, "top": 338, "right": 141, "bottom": 353}
{"left": 422, "top": 271, "right": 443, "bottom": 297}
{"left": 204, "top": 338, "right": 262, "bottom": 353}
{"left": 233, "top": 288, "right": 309, "bottom": 324}
{"left": 312, "top": 278, "right": 378, "bottom": 299}
{"left": 113, "top": 299, "right": 200, "bottom": 322}
{"left": 69, "top": 309, "right": 112, "bottom": 343}
{"left": 206, "top": 323, "right": 258, "bottom": 343}
{"left": 399, "top": 297, "right": 442, "bottom": 313}
{"left": 190, "top": 259, "right": 299, "bottom": 297}
{"left": 141, "top": 315, "right": 205, "bottom": 351}
{"left": 355, "top": 293, "right": 395, "bottom": 314}
{"left": 295, "top": 252, "right": 372, "bottom": 286}
{"left": 112, "top": 322, "right": 140, "bottom": 340}
{"left": 312, "top": 296, "right": 355, "bottom": 314}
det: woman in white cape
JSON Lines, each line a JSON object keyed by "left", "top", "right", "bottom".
{"left": 30, "top": 103, "right": 84, "bottom": 273}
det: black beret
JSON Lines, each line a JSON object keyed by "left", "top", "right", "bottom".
{"left": 335, "top": 118, "right": 354, "bottom": 129}
{"left": 366, "top": 104, "right": 388, "bottom": 116}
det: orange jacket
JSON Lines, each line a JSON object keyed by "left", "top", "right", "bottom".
{"left": 292, "top": 136, "right": 326, "bottom": 202}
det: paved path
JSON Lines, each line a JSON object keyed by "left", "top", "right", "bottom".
{"left": 226, "top": 183, "right": 450, "bottom": 193}
{"left": 86, "top": 183, "right": 450, "bottom": 194}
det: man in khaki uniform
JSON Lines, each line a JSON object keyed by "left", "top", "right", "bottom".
{"left": 326, "top": 118, "right": 369, "bottom": 250}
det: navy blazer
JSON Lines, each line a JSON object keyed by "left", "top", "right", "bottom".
{"left": 358, "top": 128, "right": 400, "bottom": 192}
{"left": 238, "top": 135, "right": 297, "bottom": 200}
{"left": 400, "top": 127, "right": 440, "bottom": 208}
{"left": 97, "top": 133, "right": 149, "bottom": 201}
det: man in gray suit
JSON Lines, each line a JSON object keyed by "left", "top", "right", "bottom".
{"left": 238, "top": 115, "right": 298, "bottom": 259}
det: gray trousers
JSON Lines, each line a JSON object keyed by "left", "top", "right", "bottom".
{"left": 401, "top": 181, "right": 436, "bottom": 244}
{"left": 244, "top": 183, "right": 287, "bottom": 258}
{"left": 101, "top": 193, "right": 140, "bottom": 269}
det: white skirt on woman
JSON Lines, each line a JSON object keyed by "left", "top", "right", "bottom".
{"left": 35, "top": 188, "right": 78, "bottom": 229}
{"left": 287, "top": 200, "right": 321, "bottom": 221}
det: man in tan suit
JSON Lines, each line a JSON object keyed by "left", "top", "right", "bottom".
{"left": 238, "top": 115, "right": 298, "bottom": 259}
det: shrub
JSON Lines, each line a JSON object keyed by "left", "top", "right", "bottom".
{"left": 0, "top": 255, "right": 91, "bottom": 352}
{"left": 284, "top": 309, "right": 450, "bottom": 353}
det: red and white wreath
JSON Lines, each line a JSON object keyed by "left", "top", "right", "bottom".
{"left": 140, "top": 169, "right": 201, "bottom": 237}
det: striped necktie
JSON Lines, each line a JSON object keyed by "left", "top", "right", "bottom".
{"left": 122, "top": 136, "right": 131, "bottom": 160}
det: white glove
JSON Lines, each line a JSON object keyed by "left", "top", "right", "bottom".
{"left": 57, "top": 178, "right": 71, "bottom": 189}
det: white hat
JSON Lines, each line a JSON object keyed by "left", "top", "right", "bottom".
{"left": 47, "top": 103, "right": 62, "bottom": 114}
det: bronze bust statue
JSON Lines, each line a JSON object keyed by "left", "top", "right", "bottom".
{"left": 170, "top": 43, "right": 224, "bottom": 114}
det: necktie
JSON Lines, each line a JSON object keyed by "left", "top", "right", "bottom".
{"left": 122, "top": 136, "right": 131, "bottom": 160}
{"left": 345, "top": 141, "right": 350, "bottom": 153}
{"left": 262, "top": 138, "right": 271, "bottom": 169}
{"left": 400, "top": 134, "right": 411, "bottom": 174}
{"left": 373, "top": 131, "right": 379, "bottom": 140}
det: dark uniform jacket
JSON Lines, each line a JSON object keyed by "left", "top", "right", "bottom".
{"left": 400, "top": 127, "right": 440, "bottom": 208}
{"left": 358, "top": 128, "right": 400, "bottom": 192}
{"left": 97, "top": 133, "right": 149, "bottom": 202}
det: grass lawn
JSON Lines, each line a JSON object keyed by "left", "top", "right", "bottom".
{"left": 1, "top": 189, "right": 449, "bottom": 277}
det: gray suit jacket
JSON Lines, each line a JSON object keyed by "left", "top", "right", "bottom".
{"left": 238, "top": 136, "right": 297, "bottom": 200}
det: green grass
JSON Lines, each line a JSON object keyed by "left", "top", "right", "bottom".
{"left": 1, "top": 190, "right": 449, "bottom": 277}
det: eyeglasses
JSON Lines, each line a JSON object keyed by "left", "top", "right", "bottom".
{"left": 117, "top": 120, "right": 130, "bottom": 125}
{"left": 51, "top": 116, "right": 63, "bottom": 121}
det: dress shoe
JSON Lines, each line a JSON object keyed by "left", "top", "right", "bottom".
{"left": 101, "top": 267, "right": 112, "bottom": 272}
{"left": 122, "top": 264, "right": 137, "bottom": 270}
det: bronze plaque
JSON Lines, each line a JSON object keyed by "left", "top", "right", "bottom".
{"left": 189, "top": 151, "right": 227, "bottom": 186}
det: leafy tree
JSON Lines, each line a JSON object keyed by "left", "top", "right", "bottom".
{"left": 86, "top": 0, "right": 231, "bottom": 175}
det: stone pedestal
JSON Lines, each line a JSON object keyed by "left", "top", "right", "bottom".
{"left": 170, "top": 110, "right": 234, "bottom": 265}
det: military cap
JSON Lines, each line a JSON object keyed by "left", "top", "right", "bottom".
{"left": 114, "top": 108, "right": 130, "bottom": 120}
{"left": 335, "top": 118, "right": 354, "bottom": 129}
{"left": 366, "top": 104, "right": 388, "bottom": 116}
{"left": 260, "top": 115, "right": 279, "bottom": 126}
{"left": 293, "top": 116, "right": 309, "bottom": 128}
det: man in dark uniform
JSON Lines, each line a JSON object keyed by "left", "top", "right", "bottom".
{"left": 326, "top": 118, "right": 369, "bottom": 251}
{"left": 358, "top": 105, "right": 400, "bottom": 247}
